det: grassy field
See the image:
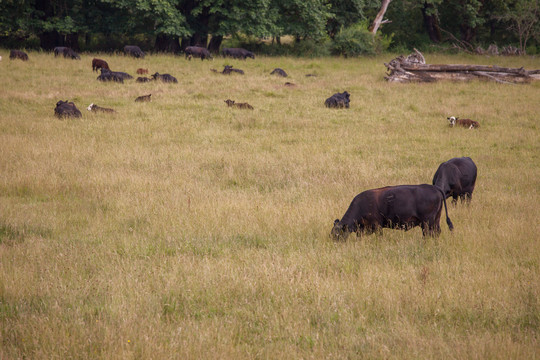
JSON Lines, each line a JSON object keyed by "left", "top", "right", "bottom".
{"left": 0, "top": 50, "right": 539, "bottom": 359}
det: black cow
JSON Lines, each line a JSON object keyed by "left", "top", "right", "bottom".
{"left": 123, "top": 45, "right": 145, "bottom": 58}
{"left": 325, "top": 91, "right": 350, "bottom": 109}
{"left": 270, "top": 68, "right": 288, "bottom": 77}
{"left": 54, "top": 47, "right": 67, "bottom": 57}
{"left": 136, "top": 77, "right": 152, "bottom": 83}
{"left": 221, "top": 65, "right": 244, "bottom": 75}
{"left": 331, "top": 184, "right": 453, "bottom": 240}
{"left": 221, "top": 47, "right": 255, "bottom": 60}
{"left": 100, "top": 68, "right": 133, "bottom": 80}
{"left": 97, "top": 69, "right": 124, "bottom": 83}
{"left": 54, "top": 100, "right": 82, "bottom": 118}
{"left": 10, "top": 50, "right": 28, "bottom": 61}
{"left": 151, "top": 72, "right": 178, "bottom": 83}
{"left": 63, "top": 48, "right": 81, "bottom": 60}
{"left": 185, "top": 46, "right": 212, "bottom": 60}
{"left": 432, "top": 157, "right": 477, "bottom": 205}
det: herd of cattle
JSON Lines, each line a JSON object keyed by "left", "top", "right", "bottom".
{"left": 8, "top": 45, "right": 481, "bottom": 240}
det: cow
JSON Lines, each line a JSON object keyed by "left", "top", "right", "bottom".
{"left": 100, "top": 68, "right": 133, "bottom": 80}
{"left": 137, "top": 68, "right": 148, "bottom": 74}
{"left": 331, "top": 184, "right": 453, "bottom": 240}
{"left": 54, "top": 100, "right": 82, "bottom": 118}
{"left": 221, "top": 47, "right": 255, "bottom": 60}
{"left": 185, "top": 46, "right": 212, "bottom": 61}
{"left": 151, "top": 72, "right": 178, "bottom": 83}
{"left": 54, "top": 47, "right": 67, "bottom": 57}
{"left": 221, "top": 65, "right": 244, "bottom": 75}
{"left": 325, "top": 91, "right": 350, "bottom": 109}
{"left": 10, "top": 50, "right": 28, "bottom": 61}
{"left": 135, "top": 94, "right": 152, "bottom": 102}
{"left": 63, "top": 48, "right": 80, "bottom": 60}
{"left": 284, "top": 82, "right": 296, "bottom": 87}
{"left": 123, "top": 45, "right": 145, "bottom": 58}
{"left": 270, "top": 68, "right": 288, "bottom": 77}
{"left": 136, "top": 77, "right": 152, "bottom": 83}
{"left": 432, "top": 157, "right": 477, "bottom": 205}
{"left": 224, "top": 99, "right": 254, "bottom": 110}
{"left": 87, "top": 103, "right": 115, "bottom": 113}
{"left": 92, "top": 58, "right": 109, "bottom": 72}
{"left": 447, "top": 116, "right": 480, "bottom": 129}
{"left": 97, "top": 71, "right": 124, "bottom": 83}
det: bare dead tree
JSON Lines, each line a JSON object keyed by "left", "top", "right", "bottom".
{"left": 369, "top": 0, "right": 393, "bottom": 34}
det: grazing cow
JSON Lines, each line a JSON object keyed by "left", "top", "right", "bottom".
{"left": 221, "top": 47, "right": 255, "bottom": 60}
{"left": 185, "top": 46, "right": 212, "bottom": 61}
{"left": 137, "top": 68, "right": 148, "bottom": 74}
{"left": 221, "top": 65, "right": 244, "bottom": 75}
{"left": 87, "top": 103, "right": 115, "bottom": 113}
{"left": 63, "top": 48, "right": 80, "bottom": 60}
{"left": 447, "top": 116, "right": 480, "bottom": 129}
{"left": 124, "top": 45, "right": 145, "bottom": 58}
{"left": 151, "top": 72, "right": 178, "bottom": 83}
{"left": 92, "top": 58, "right": 109, "bottom": 72}
{"left": 135, "top": 94, "right": 152, "bottom": 102}
{"left": 54, "top": 47, "right": 67, "bottom": 57}
{"left": 10, "top": 50, "right": 28, "bottom": 61}
{"left": 54, "top": 100, "right": 82, "bottom": 118}
{"left": 270, "top": 68, "right": 288, "bottom": 77}
{"left": 136, "top": 77, "right": 152, "bottom": 83}
{"left": 325, "top": 91, "right": 350, "bottom": 109}
{"left": 224, "top": 99, "right": 254, "bottom": 110}
{"left": 432, "top": 157, "right": 477, "bottom": 205}
{"left": 331, "top": 184, "right": 453, "bottom": 240}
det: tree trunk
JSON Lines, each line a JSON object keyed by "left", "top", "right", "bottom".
{"left": 65, "top": 33, "right": 79, "bottom": 50}
{"left": 208, "top": 35, "right": 223, "bottom": 53}
{"left": 422, "top": 2, "right": 441, "bottom": 43}
{"left": 155, "top": 34, "right": 180, "bottom": 53}
{"left": 39, "top": 31, "right": 62, "bottom": 50}
{"left": 369, "top": 0, "right": 392, "bottom": 34}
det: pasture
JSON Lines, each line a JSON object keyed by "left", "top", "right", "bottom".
{"left": 0, "top": 50, "right": 539, "bottom": 359}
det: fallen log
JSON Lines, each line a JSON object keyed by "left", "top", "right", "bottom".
{"left": 384, "top": 51, "right": 540, "bottom": 84}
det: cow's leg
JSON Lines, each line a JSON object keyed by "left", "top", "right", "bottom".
{"left": 451, "top": 195, "right": 458, "bottom": 206}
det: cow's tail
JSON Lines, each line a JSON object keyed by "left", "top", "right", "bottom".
{"left": 436, "top": 187, "right": 454, "bottom": 231}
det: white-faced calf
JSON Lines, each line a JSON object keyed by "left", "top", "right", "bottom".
{"left": 447, "top": 116, "right": 480, "bottom": 129}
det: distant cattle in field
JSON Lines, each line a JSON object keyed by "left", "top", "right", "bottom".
{"left": 92, "top": 58, "right": 109, "bottom": 72}
{"left": 331, "top": 184, "right": 453, "bottom": 240}
{"left": 124, "top": 45, "right": 145, "bottom": 58}
{"left": 151, "top": 72, "right": 178, "bottom": 83}
{"left": 101, "top": 68, "right": 133, "bottom": 80}
{"left": 135, "top": 94, "right": 152, "bottom": 102}
{"left": 447, "top": 116, "right": 480, "bottom": 129}
{"left": 136, "top": 77, "right": 152, "bottom": 83}
{"left": 221, "top": 65, "right": 244, "bottom": 75}
{"left": 10, "top": 50, "right": 28, "bottom": 61}
{"left": 325, "top": 91, "right": 350, "bottom": 109}
{"left": 54, "top": 100, "right": 82, "bottom": 118}
{"left": 54, "top": 47, "right": 67, "bottom": 57}
{"left": 97, "top": 70, "right": 124, "bottom": 83}
{"left": 305, "top": 74, "right": 317, "bottom": 77}
{"left": 87, "top": 103, "right": 115, "bottom": 113}
{"left": 185, "top": 46, "right": 212, "bottom": 61}
{"left": 270, "top": 68, "right": 288, "bottom": 77}
{"left": 62, "top": 48, "right": 80, "bottom": 60}
{"left": 224, "top": 99, "right": 254, "bottom": 110}
{"left": 433, "top": 157, "right": 477, "bottom": 205}
{"left": 137, "top": 68, "right": 148, "bottom": 74}
{"left": 221, "top": 48, "right": 255, "bottom": 60}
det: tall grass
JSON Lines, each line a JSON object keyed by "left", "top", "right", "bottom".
{"left": 0, "top": 51, "right": 539, "bottom": 359}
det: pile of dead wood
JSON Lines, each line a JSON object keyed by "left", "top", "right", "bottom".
{"left": 384, "top": 49, "right": 540, "bottom": 84}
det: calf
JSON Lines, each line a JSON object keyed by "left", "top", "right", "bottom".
{"left": 54, "top": 100, "right": 82, "bottom": 118}
{"left": 137, "top": 68, "right": 148, "bottom": 74}
{"left": 151, "top": 72, "right": 178, "bottom": 83}
{"left": 224, "top": 99, "right": 254, "bottom": 110}
{"left": 447, "top": 116, "right": 480, "bottom": 129}
{"left": 185, "top": 46, "right": 212, "bottom": 61}
{"left": 124, "top": 45, "right": 145, "bottom": 58}
{"left": 325, "top": 91, "right": 350, "bottom": 109}
{"left": 87, "top": 103, "right": 115, "bottom": 113}
{"left": 221, "top": 47, "right": 255, "bottom": 60}
{"left": 92, "top": 58, "right": 109, "bottom": 72}
{"left": 270, "top": 68, "right": 288, "bottom": 77}
{"left": 331, "top": 184, "right": 453, "bottom": 240}
{"left": 10, "top": 50, "right": 28, "bottom": 61}
{"left": 136, "top": 77, "right": 152, "bottom": 83}
{"left": 135, "top": 94, "right": 152, "bottom": 102}
{"left": 221, "top": 65, "right": 244, "bottom": 75}
{"left": 432, "top": 157, "right": 477, "bottom": 205}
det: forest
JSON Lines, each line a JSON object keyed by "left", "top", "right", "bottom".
{"left": 0, "top": 0, "right": 539, "bottom": 55}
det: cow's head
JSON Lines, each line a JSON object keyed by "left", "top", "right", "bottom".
{"left": 447, "top": 116, "right": 457, "bottom": 126}
{"left": 224, "top": 99, "right": 235, "bottom": 107}
{"left": 151, "top": 72, "right": 160, "bottom": 79}
{"left": 330, "top": 219, "right": 350, "bottom": 241}
{"left": 87, "top": 103, "right": 95, "bottom": 111}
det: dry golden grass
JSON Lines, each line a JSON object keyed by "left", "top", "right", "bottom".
{"left": 0, "top": 50, "right": 539, "bottom": 359}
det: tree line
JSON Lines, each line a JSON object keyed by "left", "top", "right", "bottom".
{"left": 0, "top": 0, "right": 538, "bottom": 55}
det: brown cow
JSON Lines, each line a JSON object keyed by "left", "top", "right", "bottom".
{"left": 224, "top": 99, "right": 254, "bottom": 110}
{"left": 137, "top": 68, "right": 148, "bottom": 74}
{"left": 92, "top": 58, "right": 109, "bottom": 72}
{"left": 447, "top": 116, "right": 480, "bottom": 129}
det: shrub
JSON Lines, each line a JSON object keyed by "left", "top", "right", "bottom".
{"left": 331, "top": 23, "right": 392, "bottom": 57}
